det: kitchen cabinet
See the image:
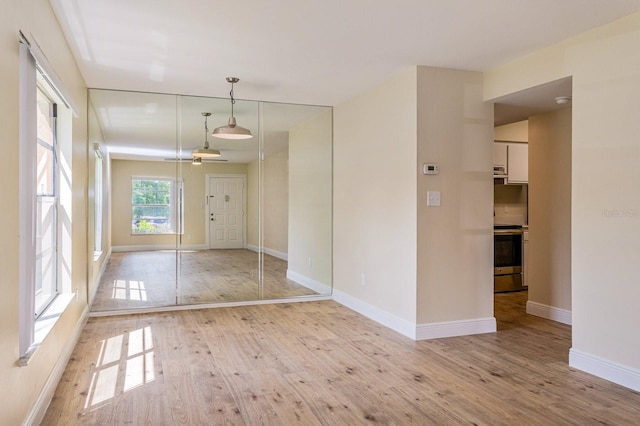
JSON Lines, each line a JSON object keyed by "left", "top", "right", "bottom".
{"left": 507, "top": 143, "right": 528, "bottom": 184}
{"left": 493, "top": 143, "right": 508, "bottom": 169}
{"left": 494, "top": 142, "right": 528, "bottom": 184}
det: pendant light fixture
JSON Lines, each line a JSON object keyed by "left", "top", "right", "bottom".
{"left": 192, "top": 112, "right": 221, "bottom": 158}
{"left": 212, "top": 77, "right": 253, "bottom": 139}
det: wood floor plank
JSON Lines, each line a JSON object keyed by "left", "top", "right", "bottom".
{"left": 43, "top": 292, "right": 640, "bottom": 425}
{"left": 92, "top": 250, "right": 318, "bottom": 312}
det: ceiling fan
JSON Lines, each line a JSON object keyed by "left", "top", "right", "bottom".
{"left": 164, "top": 157, "right": 228, "bottom": 162}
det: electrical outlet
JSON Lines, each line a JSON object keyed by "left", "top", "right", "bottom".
{"left": 308, "top": 257, "right": 312, "bottom": 268}
{"left": 360, "top": 273, "right": 366, "bottom": 286}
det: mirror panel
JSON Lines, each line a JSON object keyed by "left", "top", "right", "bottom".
{"left": 261, "top": 102, "right": 333, "bottom": 298}
{"left": 176, "top": 95, "right": 261, "bottom": 303}
{"left": 89, "top": 89, "right": 180, "bottom": 311}
{"left": 88, "top": 89, "right": 332, "bottom": 313}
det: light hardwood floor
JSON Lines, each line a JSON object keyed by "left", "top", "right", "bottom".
{"left": 44, "top": 292, "right": 640, "bottom": 425}
{"left": 91, "top": 250, "right": 318, "bottom": 312}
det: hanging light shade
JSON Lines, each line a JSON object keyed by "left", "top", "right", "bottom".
{"left": 213, "top": 77, "right": 253, "bottom": 140}
{"left": 192, "top": 112, "right": 221, "bottom": 158}
{"left": 192, "top": 157, "right": 202, "bottom": 165}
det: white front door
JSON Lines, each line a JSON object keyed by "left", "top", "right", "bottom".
{"left": 207, "top": 176, "right": 244, "bottom": 249}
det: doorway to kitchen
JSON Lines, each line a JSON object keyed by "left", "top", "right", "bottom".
{"left": 491, "top": 76, "right": 573, "bottom": 328}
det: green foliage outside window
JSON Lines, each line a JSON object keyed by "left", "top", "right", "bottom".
{"left": 131, "top": 178, "right": 181, "bottom": 234}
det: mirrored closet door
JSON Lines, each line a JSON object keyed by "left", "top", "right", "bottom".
{"left": 88, "top": 89, "right": 332, "bottom": 314}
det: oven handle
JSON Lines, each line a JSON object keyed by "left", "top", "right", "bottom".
{"left": 494, "top": 229, "right": 524, "bottom": 235}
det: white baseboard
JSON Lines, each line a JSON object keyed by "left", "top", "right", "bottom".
{"left": 112, "top": 244, "right": 208, "bottom": 252}
{"left": 246, "top": 244, "right": 288, "bottom": 261}
{"left": 332, "top": 289, "right": 417, "bottom": 339}
{"left": 179, "top": 244, "right": 209, "bottom": 251}
{"left": 25, "top": 306, "right": 90, "bottom": 426}
{"left": 286, "top": 270, "right": 332, "bottom": 294}
{"left": 416, "top": 317, "right": 497, "bottom": 340}
{"left": 332, "top": 289, "right": 496, "bottom": 341}
{"left": 569, "top": 348, "right": 640, "bottom": 392}
{"left": 526, "top": 300, "right": 572, "bottom": 325}
{"left": 112, "top": 244, "right": 176, "bottom": 252}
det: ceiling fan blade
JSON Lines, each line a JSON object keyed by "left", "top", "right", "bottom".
{"left": 163, "top": 157, "right": 228, "bottom": 162}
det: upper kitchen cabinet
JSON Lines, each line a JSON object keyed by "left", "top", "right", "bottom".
{"left": 493, "top": 142, "right": 528, "bottom": 184}
{"left": 494, "top": 120, "right": 528, "bottom": 184}
{"left": 506, "top": 143, "right": 528, "bottom": 183}
{"left": 493, "top": 142, "right": 508, "bottom": 169}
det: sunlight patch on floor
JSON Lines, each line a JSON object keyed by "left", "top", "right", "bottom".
{"left": 111, "top": 279, "right": 147, "bottom": 301}
{"left": 84, "top": 326, "right": 156, "bottom": 410}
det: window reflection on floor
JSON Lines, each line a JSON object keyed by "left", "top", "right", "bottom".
{"left": 84, "top": 326, "right": 155, "bottom": 409}
{"left": 111, "top": 279, "right": 147, "bottom": 301}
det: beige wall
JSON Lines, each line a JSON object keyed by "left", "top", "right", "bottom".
{"left": 111, "top": 159, "right": 247, "bottom": 248}
{"left": 334, "top": 67, "right": 418, "bottom": 323}
{"left": 263, "top": 149, "right": 289, "bottom": 254}
{"left": 247, "top": 160, "right": 259, "bottom": 247}
{"left": 485, "top": 13, "right": 640, "bottom": 379}
{"left": 0, "top": 0, "right": 88, "bottom": 423}
{"left": 494, "top": 120, "right": 528, "bottom": 142}
{"left": 334, "top": 66, "right": 494, "bottom": 330}
{"left": 289, "top": 109, "right": 333, "bottom": 286}
{"left": 494, "top": 184, "right": 528, "bottom": 223}
{"left": 416, "top": 67, "right": 495, "bottom": 324}
{"left": 528, "top": 108, "right": 572, "bottom": 311}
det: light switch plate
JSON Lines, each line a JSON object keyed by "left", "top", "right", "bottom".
{"left": 427, "top": 191, "right": 441, "bottom": 207}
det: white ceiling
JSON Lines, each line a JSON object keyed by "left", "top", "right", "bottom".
{"left": 51, "top": 0, "right": 640, "bottom": 106}
{"left": 51, "top": 1, "right": 640, "bottom": 160}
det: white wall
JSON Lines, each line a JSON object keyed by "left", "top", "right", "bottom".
{"left": 0, "top": 0, "right": 89, "bottom": 423}
{"left": 334, "top": 67, "right": 418, "bottom": 326}
{"left": 485, "top": 12, "right": 640, "bottom": 390}
{"left": 416, "top": 67, "right": 495, "bottom": 327}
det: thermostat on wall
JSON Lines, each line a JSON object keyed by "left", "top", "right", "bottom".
{"left": 423, "top": 163, "right": 439, "bottom": 175}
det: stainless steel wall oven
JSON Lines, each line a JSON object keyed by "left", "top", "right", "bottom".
{"left": 494, "top": 225, "right": 523, "bottom": 292}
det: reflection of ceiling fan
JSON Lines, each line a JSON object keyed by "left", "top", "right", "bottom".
{"left": 163, "top": 157, "right": 228, "bottom": 162}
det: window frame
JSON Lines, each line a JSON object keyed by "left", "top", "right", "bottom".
{"left": 18, "top": 33, "right": 78, "bottom": 361}
{"left": 94, "top": 149, "right": 104, "bottom": 257}
{"left": 34, "top": 86, "right": 60, "bottom": 318}
{"left": 130, "top": 177, "right": 184, "bottom": 235}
